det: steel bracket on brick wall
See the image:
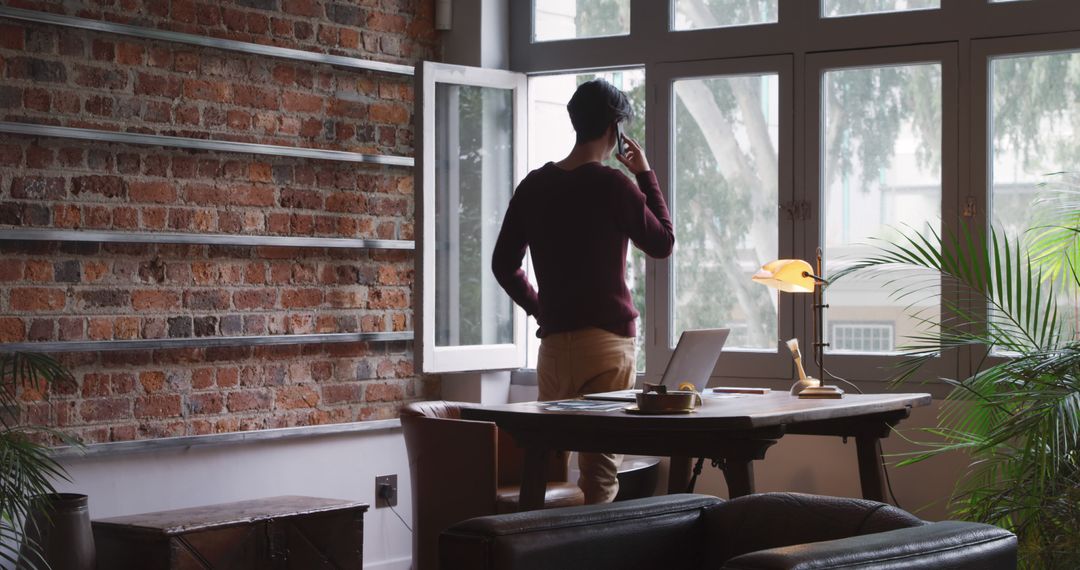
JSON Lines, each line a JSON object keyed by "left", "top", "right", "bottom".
{"left": 0, "top": 6, "right": 415, "bottom": 77}
{"left": 0, "top": 331, "right": 414, "bottom": 354}
{"left": 0, "top": 122, "right": 415, "bottom": 167}
{"left": 0, "top": 228, "right": 414, "bottom": 250}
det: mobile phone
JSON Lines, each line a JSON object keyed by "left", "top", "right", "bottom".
{"left": 616, "top": 123, "right": 626, "bottom": 156}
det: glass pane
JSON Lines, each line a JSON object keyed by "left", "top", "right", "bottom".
{"left": 822, "top": 63, "right": 942, "bottom": 354}
{"left": 533, "top": 0, "right": 630, "bottom": 42}
{"left": 672, "top": 73, "right": 780, "bottom": 350}
{"left": 434, "top": 84, "right": 515, "bottom": 347}
{"left": 822, "top": 0, "right": 939, "bottom": 18}
{"left": 990, "top": 50, "right": 1080, "bottom": 341}
{"left": 673, "top": 0, "right": 778, "bottom": 31}
{"left": 527, "top": 69, "right": 647, "bottom": 370}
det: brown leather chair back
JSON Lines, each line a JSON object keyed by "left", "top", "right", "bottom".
{"left": 401, "top": 401, "right": 498, "bottom": 570}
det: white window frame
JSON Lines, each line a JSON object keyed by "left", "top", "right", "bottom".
{"left": 487, "top": 0, "right": 1080, "bottom": 386}
{"left": 415, "top": 62, "right": 529, "bottom": 373}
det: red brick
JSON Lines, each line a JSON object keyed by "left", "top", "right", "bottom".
{"left": 139, "top": 371, "right": 166, "bottom": 393}
{"left": 135, "top": 395, "right": 181, "bottom": 419}
{"left": 24, "top": 261, "right": 51, "bottom": 282}
{"left": 188, "top": 392, "right": 224, "bottom": 415}
{"left": 233, "top": 289, "right": 277, "bottom": 310}
{"left": 0, "top": 24, "right": 25, "bottom": 50}
{"left": 227, "top": 389, "right": 272, "bottom": 412}
{"left": 80, "top": 398, "right": 130, "bottom": 423}
{"left": 232, "top": 85, "right": 278, "bottom": 110}
{"left": 281, "top": 288, "right": 322, "bottom": 308}
{"left": 282, "top": 91, "right": 322, "bottom": 113}
{"left": 276, "top": 385, "right": 319, "bottom": 409}
{"left": 132, "top": 290, "right": 180, "bottom": 310}
{"left": 365, "top": 381, "right": 404, "bottom": 402}
{"left": 367, "top": 12, "right": 407, "bottom": 33}
{"left": 216, "top": 368, "right": 240, "bottom": 388}
{"left": 0, "top": 317, "right": 25, "bottom": 342}
{"left": 129, "top": 180, "right": 176, "bottom": 203}
{"left": 87, "top": 318, "right": 112, "bottom": 340}
{"left": 111, "top": 373, "right": 137, "bottom": 395}
{"left": 283, "top": 0, "right": 321, "bottom": 17}
{"left": 183, "top": 79, "right": 229, "bottom": 102}
{"left": 367, "top": 288, "right": 408, "bottom": 310}
{"left": 191, "top": 367, "right": 215, "bottom": 390}
{"left": 91, "top": 39, "right": 114, "bottom": 61}
{"left": 114, "top": 317, "right": 140, "bottom": 340}
{"left": 115, "top": 42, "right": 145, "bottom": 65}
{"left": 0, "top": 259, "right": 24, "bottom": 282}
{"left": 11, "top": 288, "right": 66, "bottom": 311}
{"left": 81, "top": 373, "right": 111, "bottom": 398}
{"left": 136, "top": 73, "right": 182, "bottom": 98}
{"left": 52, "top": 205, "right": 80, "bottom": 228}
{"left": 147, "top": 47, "right": 173, "bottom": 69}
{"left": 369, "top": 102, "right": 409, "bottom": 125}
{"left": 226, "top": 110, "right": 251, "bottom": 129}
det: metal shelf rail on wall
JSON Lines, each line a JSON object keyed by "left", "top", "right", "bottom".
{"left": 0, "top": 6, "right": 417, "bottom": 354}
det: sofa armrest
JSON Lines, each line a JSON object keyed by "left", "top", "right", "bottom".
{"left": 440, "top": 494, "right": 721, "bottom": 570}
{"left": 722, "top": 521, "right": 1017, "bottom": 570}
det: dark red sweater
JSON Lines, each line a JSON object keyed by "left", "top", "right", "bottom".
{"left": 491, "top": 162, "right": 674, "bottom": 338}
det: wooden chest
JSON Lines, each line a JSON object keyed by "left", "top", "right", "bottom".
{"left": 92, "top": 496, "right": 368, "bottom": 570}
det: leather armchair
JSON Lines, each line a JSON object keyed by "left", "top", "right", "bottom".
{"left": 401, "top": 401, "right": 584, "bottom": 570}
{"left": 440, "top": 493, "right": 1017, "bottom": 570}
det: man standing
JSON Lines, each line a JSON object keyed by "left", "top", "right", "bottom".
{"left": 491, "top": 79, "right": 674, "bottom": 503}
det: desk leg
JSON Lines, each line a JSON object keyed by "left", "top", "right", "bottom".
{"left": 519, "top": 447, "right": 551, "bottom": 511}
{"left": 667, "top": 456, "right": 692, "bottom": 494}
{"left": 721, "top": 460, "right": 755, "bottom": 498}
{"left": 856, "top": 435, "right": 886, "bottom": 502}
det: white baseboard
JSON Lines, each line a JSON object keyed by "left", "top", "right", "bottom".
{"left": 364, "top": 555, "right": 412, "bottom": 570}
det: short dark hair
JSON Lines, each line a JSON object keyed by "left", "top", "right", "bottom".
{"left": 566, "top": 79, "right": 633, "bottom": 144}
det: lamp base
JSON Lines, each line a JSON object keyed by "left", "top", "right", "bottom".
{"left": 797, "top": 385, "right": 845, "bottom": 399}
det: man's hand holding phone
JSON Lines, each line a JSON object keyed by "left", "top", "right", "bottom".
{"left": 616, "top": 133, "right": 651, "bottom": 175}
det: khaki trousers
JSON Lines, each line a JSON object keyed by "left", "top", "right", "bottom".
{"left": 537, "top": 327, "right": 636, "bottom": 504}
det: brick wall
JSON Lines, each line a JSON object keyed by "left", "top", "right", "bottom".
{"left": 0, "top": 0, "right": 437, "bottom": 444}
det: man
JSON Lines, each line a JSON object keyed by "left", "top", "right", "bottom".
{"left": 491, "top": 79, "right": 674, "bottom": 503}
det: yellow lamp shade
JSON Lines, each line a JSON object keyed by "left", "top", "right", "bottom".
{"left": 752, "top": 259, "right": 816, "bottom": 293}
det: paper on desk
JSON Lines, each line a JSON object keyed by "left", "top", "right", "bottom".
{"left": 540, "top": 400, "right": 630, "bottom": 412}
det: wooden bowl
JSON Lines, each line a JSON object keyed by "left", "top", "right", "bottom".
{"left": 635, "top": 390, "right": 697, "bottom": 413}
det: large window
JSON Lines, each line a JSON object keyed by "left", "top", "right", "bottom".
{"left": 431, "top": 0, "right": 1080, "bottom": 383}
{"left": 672, "top": 0, "right": 778, "bottom": 30}
{"left": 822, "top": 0, "right": 939, "bottom": 18}
{"left": 671, "top": 73, "right": 780, "bottom": 350}
{"left": 821, "top": 62, "right": 942, "bottom": 355}
{"left": 533, "top": 0, "right": 630, "bottom": 42}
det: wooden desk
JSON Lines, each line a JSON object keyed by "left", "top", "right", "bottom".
{"left": 461, "top": 392, "right": 931, "bottom": 511}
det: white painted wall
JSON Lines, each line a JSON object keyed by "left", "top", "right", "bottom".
{"left": 53, "top": 429, "right": 414, "bottom": 570}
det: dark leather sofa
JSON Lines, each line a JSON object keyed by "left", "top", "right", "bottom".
{"left": 440, "top": 492, "right": 1017, "bottom": 569}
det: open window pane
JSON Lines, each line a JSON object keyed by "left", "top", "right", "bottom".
{"left": 533, "top": 0, "right": 630, "bottom": 42}
{"left": 434, "top": 84, "right": 516, "bottom": 347}
{"left": 672, "top": 73, "right": 780, "bottom": 350}
{"left": 527, "top": 69, "right": 647, "bottom": 370}
{"left": 823, "top": 0, "right": 939, "bottom": 18}
{"left": 990, "top": 49, "right": 1080, "bottom": 340}
{"left": 822, "top": 63, "right": 942, "bottom": 354}
{"left": 672, "top": 0, "right": 778, "bottom": 31}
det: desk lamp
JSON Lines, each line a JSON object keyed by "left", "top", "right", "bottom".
{"left": 752, "top": 249, "right": 844, "bottom": 399}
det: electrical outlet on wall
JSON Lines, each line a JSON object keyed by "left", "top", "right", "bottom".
{"left": 375, "top": 474, "right": 398, "bottom": 508}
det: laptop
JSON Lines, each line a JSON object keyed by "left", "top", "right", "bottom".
{"left": 583, "top": 328, "right": 730, "bottom": 402}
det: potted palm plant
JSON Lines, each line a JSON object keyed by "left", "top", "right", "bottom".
{"left": 834, "top": 174, "right": 1080, "bottom": 568}
{"left": 0, "top": 351, "right": 88, "bottom": 570}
